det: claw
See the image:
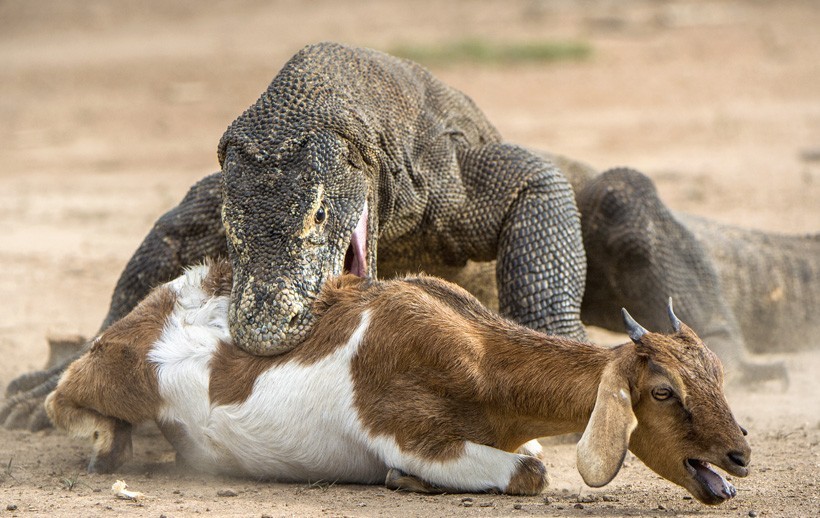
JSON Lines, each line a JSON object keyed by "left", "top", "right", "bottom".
{"left": 1, "top": 373, "right": 60, "bottom": 430}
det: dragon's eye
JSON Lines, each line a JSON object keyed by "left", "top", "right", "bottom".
{"left": 314, "top": 204, "right": 327, "bottom": 225}
{"left": 652, "top": 386, "right": 673, "bottom": 401}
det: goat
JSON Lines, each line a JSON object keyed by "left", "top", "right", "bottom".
{"left": 45, "top": 259, "right": 751, "bottom": 505}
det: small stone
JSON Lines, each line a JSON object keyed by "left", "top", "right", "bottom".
{"left": 217, "top": 489, "right": 238, "bottom": 497}
{"left": 6, "top": 504, "right": 18, "bottom": 511}
{"left": 461, "top": 497, "right": 473, "bottom": 502}
{"left": 602, "top": 495, "right": 618, "bottom": 502}
{"left": 479, "top": 501, "right": 495, "bottom": 507}
{"left": 749, "top": 511, "right": 758, "bottom": 518}
{"left": 682, "top": 495, "right": 693, "bottom": 500}
{"left": 357, "top": 502, "right": 367, "bottom": 507}
{"left": 462, "top": 500, "right": 474, "bottom": 507}
{"left": 658, "top": 504, "right": 666, "bottom": 510}
{"left": 574, "top": 503, "right": 584, "bottom": 509}
{"left": 513, "top": 503, "right": 523, "bottom": 510}
{"left": 543, "top": 496, "right": 551, "bottom": 504}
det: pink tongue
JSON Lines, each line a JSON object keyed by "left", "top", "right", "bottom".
{"left": 697, "top": 462, "right": 736, "bottom": 499}
{"left": 349, "top": 201, "right": 368, "bottom": 277}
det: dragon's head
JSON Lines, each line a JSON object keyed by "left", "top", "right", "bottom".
{"left": 218, "top": 128, "right": 375, "bottom": 355}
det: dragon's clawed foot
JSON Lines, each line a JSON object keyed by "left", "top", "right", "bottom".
{"left": 2, "top": 335, "right": 87, "bottom": 431}
{"left": 1, "top": 375, "right": 58, "bottom": 430}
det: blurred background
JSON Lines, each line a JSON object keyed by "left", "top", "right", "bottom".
{"left": 0, "top": 2, "right": 818, "bottom": 514}
{"left": 1, "top": 0, "right": 818, "bottom": 368}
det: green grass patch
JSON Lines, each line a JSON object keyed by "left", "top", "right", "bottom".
{"left": 390, "top": 38, "right": 592, "bottom": 66}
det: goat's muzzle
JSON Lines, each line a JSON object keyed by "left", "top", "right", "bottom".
{"left": 684, "top": 457, "right": 748, "bottom": 504}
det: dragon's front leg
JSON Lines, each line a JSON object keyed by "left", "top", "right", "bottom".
{"left": 456, "top": 144, "right": 588, "bottom": 341}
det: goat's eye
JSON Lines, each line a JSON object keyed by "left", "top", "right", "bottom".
{"left": 652, "top": 387, "right": 674, "bottom": 401}
{"left": 314, "top": 205, "right": 327, "bottom": 225}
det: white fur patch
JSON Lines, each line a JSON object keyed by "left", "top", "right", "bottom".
{"left": 371, "top": 436, "right": 523, "bottom": 492}
{"left": 151, "top": 300, "right": 386, "bottom": 482}
{"left": 146, "top": 267, "right": 529, "bottom": 491}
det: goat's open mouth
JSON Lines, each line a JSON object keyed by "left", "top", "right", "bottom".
{"left": 685, "top": 459, "right": 736, "bottom": 503}
{"left": 343, "top": 201, "right": 368, "bottom": 277}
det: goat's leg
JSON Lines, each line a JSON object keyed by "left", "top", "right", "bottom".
{"left": 45, "top": 391, "right": 134, "bottom": 473}
{"left": 385, "top": 441, "right": 549, "bottom": 496}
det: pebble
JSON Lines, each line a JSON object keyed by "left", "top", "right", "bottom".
{"left": 479, "top": 501, "right": 495, "bottom": 507}
{"left": 6, "top": 504, "right": 18, "bottom": 511}
{"left": 749, "top": 511, "right": 758, "bottom": 518}
{"left": 513, "top": 503, "right": 523, "bottom": 510}
{"left": 574, "top": 503, "right": 584, "bottom": 509}
{"left": 217, "top": 488, "right": 238, "bottom": 497}
{"left": 602, "top": 494, "right": 618, "bottom": 502}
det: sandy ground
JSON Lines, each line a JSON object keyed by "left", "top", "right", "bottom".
{"left": 1, "top": 0, "right": 818, "bottom": 516}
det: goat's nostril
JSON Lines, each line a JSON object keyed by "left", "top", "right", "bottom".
{"left": 740, "top": 425, "right": 748, "bottom": 436}
{"left": 728, "top": 451, "right": 748, "bottom": 467}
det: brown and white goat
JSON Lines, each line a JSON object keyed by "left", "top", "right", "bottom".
{"left": 45, "top": 259, "right": 751, "bottom": 504}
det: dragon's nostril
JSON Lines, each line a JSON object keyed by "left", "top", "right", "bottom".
{"left": 289, "top": 313, "right": 300, "bottom": 328}
{"left": 728, "top": 451, "right": 748, "bottom": 467}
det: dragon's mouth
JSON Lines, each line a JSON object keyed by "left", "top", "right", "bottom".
{"left": 685, "top": 459, "right": 736, "bottom": 503}
{"left": 343, "top": 200, "right": 368, "bottom": 277}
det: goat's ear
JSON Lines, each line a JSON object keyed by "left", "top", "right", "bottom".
{"left": 576, "top": 362, "right": 637, "bottom": 487}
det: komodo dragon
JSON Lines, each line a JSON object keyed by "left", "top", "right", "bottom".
{"left": 3, "top": 42, "right": 814, "bottom": 430}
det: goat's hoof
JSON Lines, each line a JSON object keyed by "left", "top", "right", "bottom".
{"left": 505, "top": 456, "right": 549, "bottom": 496}
{"left": 385, "top": 468, "right": 444, "bottom": 494}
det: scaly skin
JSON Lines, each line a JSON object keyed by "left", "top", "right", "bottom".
{"left": 679, "top": 214, "right": 819, "bottom": 354}
{"left": 215, "top": 42, "right": 586, "bottom": 354}
{"left": 4, "top": 43, "right": 815, "bottom": 430}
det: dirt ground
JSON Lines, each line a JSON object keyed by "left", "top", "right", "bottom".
{"left": 1, "top": 0, "right": 818, "bottom": 516}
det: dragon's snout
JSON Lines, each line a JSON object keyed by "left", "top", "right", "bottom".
{"left": 229, "top": 277, "right": 316, "bottom": 356}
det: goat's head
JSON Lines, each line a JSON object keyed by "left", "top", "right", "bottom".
{"left": 577, "top": 299, "right": 751, "bottom": 505}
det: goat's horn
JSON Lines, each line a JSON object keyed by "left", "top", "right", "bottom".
{"left": 667, "top": 297, "right": 682, "bottom": 332}
{"left": 621, "top": 308, "right": 648, "bottom": 343}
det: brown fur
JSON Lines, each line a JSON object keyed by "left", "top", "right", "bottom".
{"left": 343, "top": 275, "right": 748, "bottom": 501}
{"left": 351, "top": 275, "right": 610, "bottom": 461}
{"left": 506, "top": 457, "right": 550, "bottom": 496}
{"left": 45, "top": 284, "right": 176, "bottom": 472}
{"left": 53, "top": 285, "right": 173, "bottom": 423}
{"left": 47, "top": 263, "right": 749, "bottom": 502}
{"left": 208, "top": 274, "right": 371, "bottom": 406}
{"left": 201, "top": 257, "right": 233, "bottom": 297}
